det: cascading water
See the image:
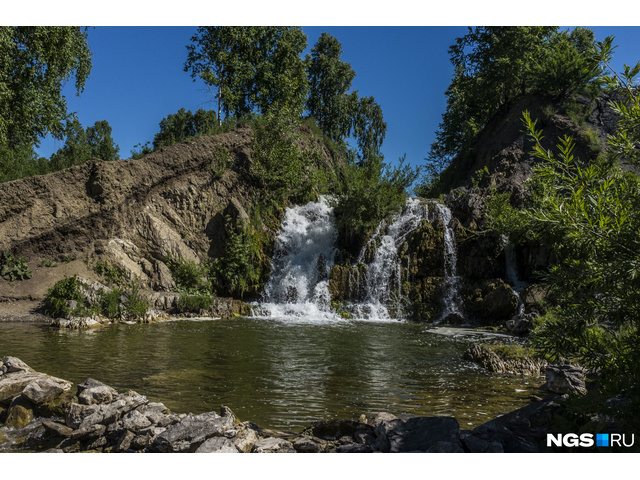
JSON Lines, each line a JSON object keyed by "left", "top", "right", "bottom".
{"left": 255, "top": 196, "right": 465, "bottom": 324}
{"left": 501, "top": 235, "right": 528, "bottom": 316}
{"left": 434, "top": 203, "right": 463, "bottom": 323}
{"left": 255, "top": 196, "right": 339, "bottom": 321}
{"left": 350, "top": 197, "right": 431, "bottom": 321}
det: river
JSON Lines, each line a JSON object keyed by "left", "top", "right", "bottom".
{"left": 0, "top": 317, "right": 543, "bottom": 431}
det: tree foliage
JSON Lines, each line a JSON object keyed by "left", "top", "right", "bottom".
{"left": 185, "top": 27, "right": 308, "bottom": 119}
{"left": 50, "top": 118, "right": 119, "bottom": 171}
{"left": 152, "top": 107, "right": 219, "bottom": 149}
{"left": 306, "top": 32, "right": 357, "bottom": 144}
{"left": 419, "top": 27, "right": 600, "bottom": 195}
{"left": 334, "top": 154, "right": 418, "bottom": 256}
{"left": 0, "top": 26, "right": 92, "bottom": 148}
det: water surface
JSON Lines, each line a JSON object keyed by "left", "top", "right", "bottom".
{"left": 0, "top": 318, "right": 543, "bottom": 431}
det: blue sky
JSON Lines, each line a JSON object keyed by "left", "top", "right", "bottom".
{"left": 33, "top": 25, "right": 640, "bottom": 170}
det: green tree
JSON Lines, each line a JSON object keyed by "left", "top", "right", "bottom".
{"left": 49, "top": 118, "right": 91, "bottom": 171}
{"left": 86, "top": 120, "right": 119, "bottom": 161}
{"left": 352, "top": 95, "right": 387, "bottom": 165}
{"left": 335, "top": 154, "right": 418, "bottom": 256}
{"left": 0, "top": 26, "right": 92, "bottom": 148}
{"left": 306, "top": 32, "right": 357, "bottom": 144}
{"left": 419, "top": 27, "right": 599, "bottom": 195}
{"left": 152, "top": 107, "right": 218, "bottom": 149}
{"left": 0, "top": 143, "right": 49, "bottom": 183}
{"left": 50, "top": 118, "right": 119, "bottom": 171}
{"left": 185, "top": 27, "right": 308, "bottom": 120}
{"left": 522, "top": 109, "right": 640, "bottom": 407}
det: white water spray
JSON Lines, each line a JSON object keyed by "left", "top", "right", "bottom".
{"left": 434, "top": 203, "right": 463, "bottom": 323}
{"left": 255, "top": 197, "right": 339, "bottom": 321}
{"left": 350, "top": 198, "right": 431, "bottom": 320}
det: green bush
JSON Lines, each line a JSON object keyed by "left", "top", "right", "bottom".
{"left": 0, "top": 252, "right": 32, "bottom": 281}
{"left": 177, "top": 294, "right": 213, "bottom": 314}
{"left": 168, "top": 257, "right": 213, "bottom": 295}
{"left": 334, "top": 154, "right": 418, "bottom": 257}
{"left": 44, "top": 276, "right": 87, "bottom": 318}
{"left": 123, "top": 281, "right": 149, "bottom": 319}
{"left": 99, "top": 288, "right": 123, "bottom": 319}
{"left": 94, "top": 260, "right": 128, "bottom": 286}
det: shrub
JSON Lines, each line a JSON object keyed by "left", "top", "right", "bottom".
{"left": 99, "top": 288, "right": 123, "bottom": 319}
{"left": 44, "top": 276, "right": 86, "bottom": 318}
{"left": 177, "top": 294, "right": 213, "bottom": 314}
{"left": 94, "top": 260, "right": 128, "bottom": 286}
{"left": 0, "top": 252, "right": 32, "bottom": 281}
{"left": 168, "top": 257, "right": 213, "bottom": 295}
{"left": 124, "top": 281, "right": 149, "bottom": 319}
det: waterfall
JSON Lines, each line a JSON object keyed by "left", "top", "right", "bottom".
{"left": 255, "top": 197, "right": 339, "bottom": 321}
{"left": 434, "top": 203, "right": 463, "bottom": 323}
{"left": 255, "top": 196, "right": 465, "bottom": 324}
{"left": 350, "top": 197, "right": 431, "bottom": 321}
{"left": 501, "top": 235, "right": 527, "bottom": 316}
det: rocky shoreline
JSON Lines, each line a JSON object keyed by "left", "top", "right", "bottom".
{"left": 1, "top": 355, "right": 578, "bottom": 453}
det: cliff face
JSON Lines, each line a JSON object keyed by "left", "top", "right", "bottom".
{"left": 439, "top": 93, "right": 620, "bottom": 202}
{"left": 0, "top": 124, "right": 340, "bottom": 303}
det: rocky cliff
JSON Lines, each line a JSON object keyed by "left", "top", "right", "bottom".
{"left": 0, "top": 124, "right": 341, "bottom": 311}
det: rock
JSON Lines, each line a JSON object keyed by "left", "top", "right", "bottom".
{"left": 4, "top": 395, "right": 34, "bottom": 428}
{"left": 151, "top": 412, "right": 234, "bottom": 453}
{"left": 375, "top": 416, "right": 461, "bottom": 453}
{"left": 310, "top": 419, "right": 359, "bottom": 439}
{"left": 544, "top": 365, "right": 587, "bottom": 395}
{"left": 461, "top": 278, "right": 519, "bottom": 322}
{"left": 195, "top": 437, "right": 239, "bottom": 453}
{"left": 232, "top": 424, "right": 258, "bottom": 453}
{"left": 122, "top": 409, "right": 153, "bottom": 432}
{"left": 505, "top": 315, "right": 534, "bottom": 335}
{"left": 42, "top": 421, "right": 74, "bottom": 438}
{"left": 252, "top": 437, "right": 296, "bottom": 453}
{"left": 66, "top": 392, "right": 148, "bottom": 430}
{"left": 471, "top": 395, "right": 564, "bottom": 452}
{"left": 77, "top": 378, "right": 118, "bottom": 405}
{"left": 460, "top": 430, "right": 504, "bottom": 453}
{"left": 2, "top": 356, "right": 34, "bottom": 374}
{"left": 22, "top": 376, "right": 71, "bottom": 405}
{"left": 70, "top": 423, "right": 107, "bottom": 441}
{"left": 337, "top": 443, "right": 373, "bottom": 453}
{"left": 115, "top": 430, "right": 136, "bottom": 452}
{"left": 292, "top": 435, "right": 326, "bottom": 453}
{"left": 366, "top": 412, "right": 397, "bottom": 427}
{"left": 425, "top": 440, "right": 465, "bottom": 453}
{"left": 463, "top": 345, "right": 547, "bottom": 375}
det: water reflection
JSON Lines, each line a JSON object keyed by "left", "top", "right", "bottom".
{"left": 0, "top": 319, "right": 543, "bottom": 430}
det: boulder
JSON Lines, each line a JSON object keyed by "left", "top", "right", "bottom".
{"left": 4, "top": 395, "right": 34, "bottom": 428}
{"left": 544, "top": 365, "right": 587, "bottom": 395}
{"left": 470, "top": 395, "right": 564, "bottom": 452}
{"left": 22, "top": 376, "right": 71, "bottom": 405}
{"left": 195, "top": 436, "right": 239, "bottom": 453}
{"left": 375, "top": 416, "right": 461, "bottom": 453}
{"left": 232, "top": 424, "right": 258, "bottom": 453}
{"left": 42, "top": 421, "right": 74, "bottom": 438}
{"left": 292, "top": 435, "right": 326, "bottom": 453}
{"left": 151, "top": 412, "right": 234, "bottom": 452}
{"left": 0, "top": 370, "right": 72, "bottom": 405}
{"left": 2, "top": 356, "right": 34, "bottom": 374}
{"left": 252, "top": 437, "right": 296, "bottom": 453}
{"left": 77, "top": 378, "right": 119, "bottom": 405}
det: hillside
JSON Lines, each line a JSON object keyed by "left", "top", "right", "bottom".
{"left": 0, "top": 124, "right": 342, "bottom": 307}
